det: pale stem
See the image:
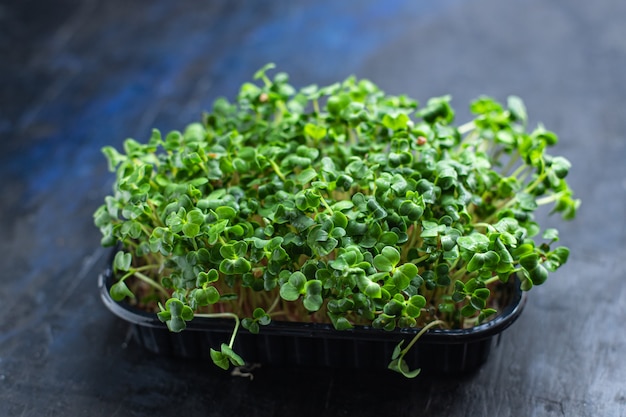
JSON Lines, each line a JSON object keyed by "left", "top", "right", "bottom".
{"left": 195, "top": 312, "right": 241, "bottom": 348}
{"left": 457, "top": 121, "right": 475, "bottom": 135}
{"left": 400, "top": 319, "right": 447, "bottom": 356}
{"left": 133, "top": 271, "right": 170, "bottom": 298}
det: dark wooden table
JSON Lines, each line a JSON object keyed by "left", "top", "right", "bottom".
{"left": 2, "top": 0, "right": 625, "bottom": 415}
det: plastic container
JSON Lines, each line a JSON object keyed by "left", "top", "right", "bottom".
{"left": 99, "top": 266, "right": 526, "bottom": 374}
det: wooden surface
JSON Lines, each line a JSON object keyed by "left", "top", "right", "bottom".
{"left": 1, "top": 0, "right": 625, "bottom": 416}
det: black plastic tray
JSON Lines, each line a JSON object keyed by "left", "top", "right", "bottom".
{"left": 99, "top": 266, "right": 526, "bottom": 374}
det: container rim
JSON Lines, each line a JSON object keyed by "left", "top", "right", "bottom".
{"left": 99, "top": 263, "right": 527, "bottom": 345}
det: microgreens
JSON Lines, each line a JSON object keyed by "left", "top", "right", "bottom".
{"left": 95, "top": 63, "right": 579, "bottom": 377}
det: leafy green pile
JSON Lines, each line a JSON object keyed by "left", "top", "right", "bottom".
{"left": 94, "top": 63, "right": 579, "bottom": 375}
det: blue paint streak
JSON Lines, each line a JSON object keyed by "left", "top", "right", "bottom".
{"left": 2, "top": 0, "right": 466, "bottom": 212}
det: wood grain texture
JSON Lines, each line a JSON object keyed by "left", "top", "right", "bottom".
{"left": 1, "top": 0, "right": 625, "bottom": 416}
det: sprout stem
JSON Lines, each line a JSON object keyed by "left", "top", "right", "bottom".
{"left": 402, "top": 319, "right": 446, "bottom": 355}
{"left": 473, "top": 222, "right": 493, "bottom": 231}
{"left": 457, "top": 121, "right": 475, "bottom": 135}
{"left": 265, "top": 295, "right": 282, "bottom": 315}
{"left": 320, "top": 195, "right": 334, "bottom": 215}
{"left": 313, "top": 99, "right": 320, "bottom": 116}
{"left": 535, "top": 192, "right": 563, "bottom": 206}
{"left": 525, "top": 171, "right": 548, "bottom": 194}
{"left": 269, "top": 159, "right": 287, "bottom": 182}
{"left": 195, "top": 312, "right": 241, "bottom": 348}
{"left": 133, "top": 271, "right": 170, "bottom": 298}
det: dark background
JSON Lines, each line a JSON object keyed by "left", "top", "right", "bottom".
{"left": 1, "top": 0, "right": 625, "bottom": 416}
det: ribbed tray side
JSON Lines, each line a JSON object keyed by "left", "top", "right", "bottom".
{"left": 100, "top": 268, "right": 525, "bottom": 374}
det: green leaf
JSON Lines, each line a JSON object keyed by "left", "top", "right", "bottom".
{"left": 466, "top": 251, "right": 500, "bottom": 272}
{"left": 420, "top": 221, "right": 446, "bottom": 238}
{"left": 329, "top": 313, "right": 354, "bottom": 330}
{"left": 405, "top": 295, "right": 425, "bottom": 318}
{"left": 516, "top": 192, "right": 538, "bottom": 211}
{"left": 507, "top": 95, "right": 527, "bottom": 124}
{"left": 120, "top": 221, "right": 142, "bottom": 239}
{"left": 215, "top": 206, "right": 237, "bottom": 220}
{"left": 416, "top": 95, "right": 454, "bottom": 124}
{"left": 366, "top": 198, "right": 387, "bottom": 220}
{"left": 382, "top": 246, "right": 401, "bottom": 265}
{"left": 383, "top": 298, "right": 404, "bottom": 316}
{"left": 304, "top": 123, "right": 327, "bottom": 140}
{"left": 303, "top": 280, "right": 323, "bottom": 311}
{"left": 242, "top": 318, "right": 259, "bottom": 334}
{"left": 220, "top": 242, "right": 248, "bottom": 259}
{"left": 113, "top": 251, "right": 132, "bottom": 271}
{"left": 457, "top": 234, "right": 490, "bottom": 253}
{"left": 373, "top": 254, "right": 393, "bottom": 272}
{"left": 474, "top": 288, "right": 490, "bottom": 300}
{"left": 306, "top": 224, "right": 338, "bottom": 255}
{"left": 253, "top": 62, "right": 276, "bottom": 80}
{"left": 470, "top": 295, "right": 486, "bottom": 310}
{"left": 382, "top": 112, "right": 410, "bottom": 130}
{"left": 296, "top": 167, "right": 318, "bottom": 184}
{"left": 470, "top": 96, "right": 502, "bottom": 114}
{"left": 477, "top": 308, "right": 497, "bottom": 323}
{"left": 197, "top": 269, "right": 219, "bottom": 286}
{"left": 158, "top": 298, "right": 193, "bottom": 332}
{"left": 362, "top": 280, "right": 381, "bottom": 298}
{"left": 461, "top": 304, "right": 477, "bottom": 317}
{"left": 220, "top": 257, "right": 251, "bottom": 275}
{"left": 279, "top": 272, "right": 306, "bottom": 301}
{"left": 529, "top": 263, "right": 548, "bottom": 285}
{"left": 532, "top": 125, "right": 559, "bottom": 146}
{"left": 520, "top": 253, "right": 549, "bottom": 285}
{"left": 409, "top": 295, "right": 426, "bottom": 309}
{"left": 220, "top": 343, "right": 245, "bottom": 367}
{"left": 550, "top": 156, "right": 571, "bottom": 179}
{"left": 182, "top": 223, "right": 200, "bottom": 238}
{"left": 101, "top": 146, "right": 127, "bottom": 171}
{"left": 193, "top": 286, "right": 220, "bottom": 306}
{"left": 253, "top": 308, "right": 271, "bottom": 325}
{"left": 542, "top": 228, "right": 559, "bottom": 241}
{"left": 110, "top": 281, "right": 135, "bottom": 301}
{"left": 388, "top": 358, "right": 421, "bottom": 378}
{"left": 551, "top": 246, "right": 570, "bottom": 264}
{"left": 399, "top": 200, "right": 424, "bottom": 221}
{"left": 296, "top": 189, "right": 322, "bottom": 211}
{"left": 391, "top": 340, "right": 404, "bottom": 360}
{"left": 209, "top": 343, "right": 246, "bottom": 370}
{"left": 512, "top": 243, "right": 535, "bottom": 259}
{"left": 210, "top": 348, "right": 229, "bottom": 370}
{"left": 393, "top": 263, "right": 418, "bottom": 290}
{"left": 519, "top": 253, "right": 539, "bottom": 270}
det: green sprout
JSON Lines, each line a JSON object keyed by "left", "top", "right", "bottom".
{"left": 94, "top": 64, "right": 579, "bottom": 376}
